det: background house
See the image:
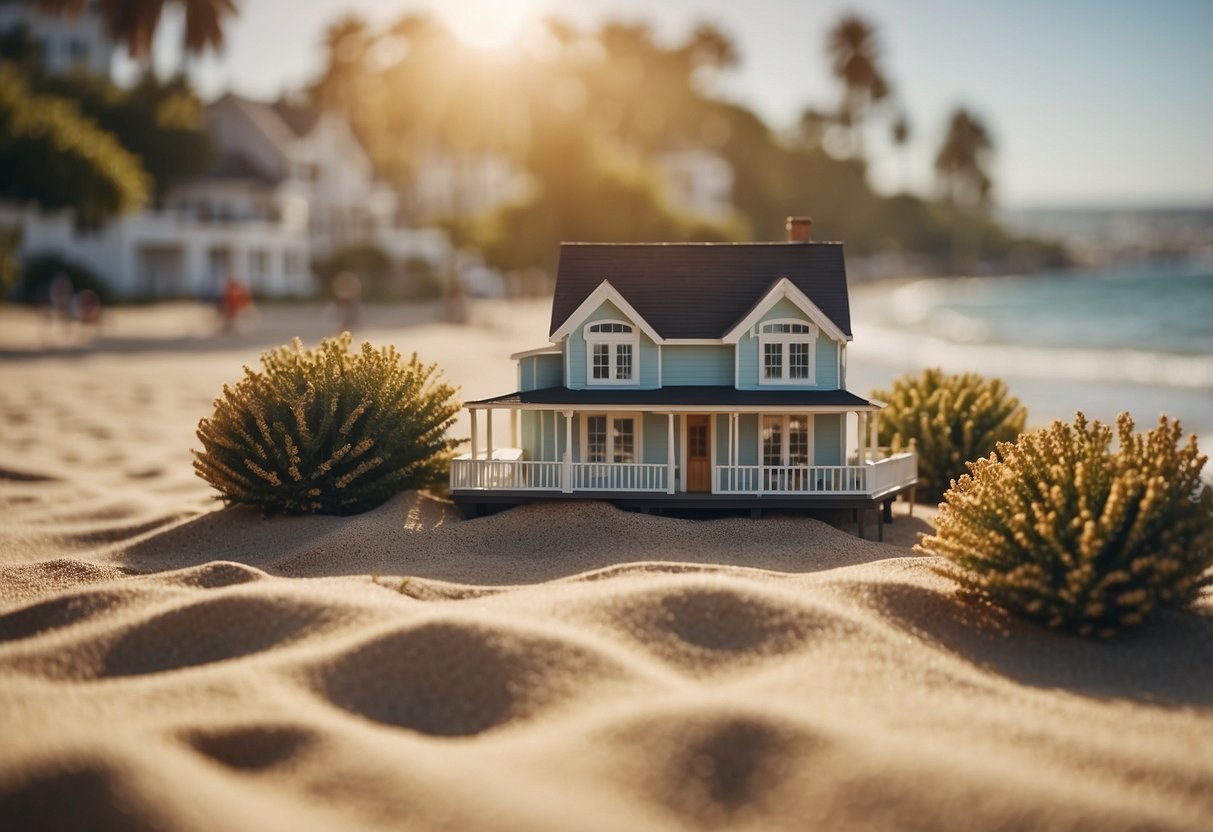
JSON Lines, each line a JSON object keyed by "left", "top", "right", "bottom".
{"left": 0, "top": 0, "right": 114, "bottom": 77}
{"left": 0, "top": 0, "right": 449, "bottom": 300}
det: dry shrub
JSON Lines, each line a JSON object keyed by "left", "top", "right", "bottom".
{"left": 872, "top": 368, "right": 1027, "bottom": 502}
{"left": 194, "top": 333, "right": 460, "bottom": 514}
{"left": 917, "top": 413, "right": 1213, "bottom": 636}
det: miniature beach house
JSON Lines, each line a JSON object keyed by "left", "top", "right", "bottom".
{"left": 450, "top": 218, "right": 917, "bottom": 535}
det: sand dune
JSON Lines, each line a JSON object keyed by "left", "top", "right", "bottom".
{"left": 2, "top": 302, "right": 1212, "bottom": 830}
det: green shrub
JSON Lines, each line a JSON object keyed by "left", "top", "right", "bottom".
{"left": 194, "top": 333, "right": 461, "bottom": 515}
{"left": 871, "top": 368, "right": 1027, "bottom": 502}
{"left": 917, "top": 413, "right": 1213, "bottom": 637}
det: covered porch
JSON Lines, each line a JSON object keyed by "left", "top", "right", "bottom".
{"left": 449, "top": 387, "right": 917, "bottom": 503}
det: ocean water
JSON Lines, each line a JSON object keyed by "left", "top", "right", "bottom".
{"left": 847, "top": 264, "right": 1213, "bottom": 453}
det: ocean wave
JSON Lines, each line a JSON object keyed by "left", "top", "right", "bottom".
{"left": 851, "top": 321, "right": 1213, "bottom": 391}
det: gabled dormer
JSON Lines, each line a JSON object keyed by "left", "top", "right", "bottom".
{"left": 549, "top": 281, "right": 662, "bottom": 390}
{"left": 723, "top": 277, "right": 850, "bottom": 391}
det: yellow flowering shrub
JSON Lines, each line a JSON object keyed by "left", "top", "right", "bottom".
{"left": 871, "top": 368, "right": 1027, "bottom": 502}
{"left": 917, "top": 413, "right": 1213, "bottom": 636}
{"left": 194, "top": 334, "right": 460, "bottom": 515}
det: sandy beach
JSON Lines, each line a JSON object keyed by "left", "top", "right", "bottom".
{"left": 1, "top": 299, "right": 1211, "bottom": 831}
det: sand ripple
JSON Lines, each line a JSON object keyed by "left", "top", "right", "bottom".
{"left": 1, "top": 528, "right": 1210, "bottom": 831}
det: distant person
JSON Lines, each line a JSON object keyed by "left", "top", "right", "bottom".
{"left": 331, "top": 271, "right": 362, "bottom": 333}
{"left": 47, "top": 274, "right": 73, "bottom": 329}
{"left": 70, "top": 289, "right": 102, "bottom": 345}
{"left": 218, "top": 277, "right": 253, "bottom": 332}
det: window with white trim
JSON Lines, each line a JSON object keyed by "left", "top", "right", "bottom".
{"left": 757, "top": 320, "right": 816, "bottom": 384}
{"left": 583, "top": 414, "right": 639, "bottom": 463}
{"left": 584, "top": 320, "right": 638, "bottom": 385}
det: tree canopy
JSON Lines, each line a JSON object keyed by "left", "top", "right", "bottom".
{"left": 0, "top": 64, "right": 147, "bottom": 226}
{"left": 38, "top": 0, "right": 239, "bottom": 59}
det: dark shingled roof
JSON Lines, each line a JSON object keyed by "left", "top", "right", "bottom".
{"left": 549, "top": 243, "right": 851, "bottom": 340}
{"left": 273, "top": 101, "right": 323, "bottom": 137}
{"left": 469, "top": 386, "right": 875, "bottom": 408}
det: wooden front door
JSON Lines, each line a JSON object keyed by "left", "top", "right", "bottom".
{"left": 686, "top": 415, "right": 711, "bottom": 492}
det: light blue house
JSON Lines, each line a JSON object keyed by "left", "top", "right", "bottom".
{"left": 451, "top": 218, "right": 917, "bottom": 531}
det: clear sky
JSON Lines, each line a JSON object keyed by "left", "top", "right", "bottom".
{"left": 129, "top": 0, "right": 1213, "bottom": 209}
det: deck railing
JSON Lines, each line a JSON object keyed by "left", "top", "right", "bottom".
{"left": 714, "top": 451, "right": 917, "bottom": 497}
{"left": 452, "top": 452, "right": 917, "bottom": 497}
{"left": 571, "top": 462, "right": 668, "bottom": 492}
{"left": 449, "top": 459, "right": 562, "bottom": 491}
{"left": 864, "top": 451, "right": 919, "bottom": 497}
{"left": 715, "top": 465, "right": 868, "bottom": 495}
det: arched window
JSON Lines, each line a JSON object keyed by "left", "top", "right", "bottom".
{"left": 583, "top": 320, "right": 638, "bottom": 384}
{"left": 757, "top": 319, "right": 817, "bottom": 384}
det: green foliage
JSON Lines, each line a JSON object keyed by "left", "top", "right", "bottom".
{"left": 13, "top": 252, "right": 111, "bottom": 304}
{"left": 872, "top": 368, "right": 1027, "bottom": 502}
{"left": 0, "top": 63, "right": 148, "bottom": 226}
{"left": 300, "top": 13, "right": 1058, "bottom": 275}
{"left": 917, "top": 413, "right": 1213, "bottom": 636}
{"left": 40, "top": 72, "right": 215, "bottom": 201}
{"left": 194, "top": 334, "right": 462, "bottom": 515}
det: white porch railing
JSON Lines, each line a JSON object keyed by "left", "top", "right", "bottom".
{"left": 452, "top": 452, "right": 917, "bottom": 498}
{"left": 865, "top": 451, "right": 919, "bottom": 497}
{"left": 714, "top": 451, "right": 917, "bottom": 497}
{"left": 450, "top": 458, "right": 562, "bottom": 491}
{"left": 572, "top": 462, "right": 668, "bottom": 492}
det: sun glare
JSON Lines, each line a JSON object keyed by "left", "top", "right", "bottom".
{"left": 441, "top": 0, "right": 535, "bottom": 51}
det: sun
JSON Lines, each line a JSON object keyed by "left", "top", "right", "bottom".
{"left": 441, "top": 0, "right": 536, "bottom": 51}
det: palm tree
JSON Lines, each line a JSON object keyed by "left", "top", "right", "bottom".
{"left": 935, "top": 106, "right": 994, "bottom": 272}
{"left": 890, "top": 111, "right": 911, "bottom": 192}
{"left": 825, "top": 13, "right": 889, "bottom": 158}
{"left": 38, "top": 0, "right": 238, "bottom": 60}
{"left": 686, "top": 23, "right": 739, "bottom": 74}
{"left": 308, "top": 15, "right": 372, "bottom": 117}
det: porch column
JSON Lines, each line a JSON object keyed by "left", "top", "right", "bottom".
{"left": 757, "top": 414, "right": 765, "bottom": 496}
{"left": 666, "top": 413, "right": 675, "bottom": 494}
{"left": 486, "top": 409, "right": 494, "bottom": 461}
{"left": 857, "top": 412, "right": 867, "bottom": 464}
{"left": 510, "top": 409, "right": 519, "bottom": 448}
{"left": 856, "top": 412, "right": 867, "bottom": 494}
{"left": 730, "top": 412, "right": 738, "bottom": 466}
{"left": 869, "top": 409, "right": 879, "bottom": 454}
{"left": 470, "top": 408, "right": 479, "bottom": 460}
{"left": 562, "top": 410, "right": 574, "bottom": 493}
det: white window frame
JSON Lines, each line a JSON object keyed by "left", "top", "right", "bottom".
{"left": 584, "top": 320, "right": 639, "bottom": 386}
{"left": 756, "top": 319, "right": 817, "bottom": 385}
{"left": 580, "top": 413, "right": 643, "bottom": 463}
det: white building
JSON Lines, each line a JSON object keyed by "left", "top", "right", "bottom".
{"left": 1, "top": 2, "right": 449, "bottom": 299}
{"left": 656, "top": 147, "right": 735, "bottom": 224}
{"left": 0, "top": 0, "right": 115, "bottom": 77}
{"left": 6, "top": 94, "right": 449, "bottom": 298}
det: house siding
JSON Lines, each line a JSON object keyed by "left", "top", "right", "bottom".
{"left": 643, "top": 413, "right": 669, "bottom": 466}
{"left": 662, "top": 344, "right": 733, "bottom": 386}
{"left": 737, "top": 414, "right": 759, "bottom": 465}
{"left": 566, "top": 299, "right": 659, "bottom": 390}
{"left": 737, "top": 297, "right": 840, "bottom": 391}
{"left": 814, "top": 413, "right": 842, "bottom": 466}
{"left": 518, "top": 354, "right": 563, "bottom": 392}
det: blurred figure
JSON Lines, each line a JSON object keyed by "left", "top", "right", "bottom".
{"left": 331, "top": 270, "right": 362, "bottom": 333}
{"left": 47, "top": 273, "right": 73, "bottom": 331}
{"left": 218, "top": 276, "right": 253, "bottom": 333}
{"left": 70, "top": 289, "right": 101, "bottom": 344}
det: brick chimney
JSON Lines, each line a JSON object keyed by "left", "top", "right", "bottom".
{"left": 785, "top": 216, "right": 813, "bottom": 243}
